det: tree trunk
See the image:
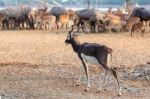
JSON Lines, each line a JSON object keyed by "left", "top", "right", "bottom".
{"left": 87, "top": 0, "right": 91, "bottom": 9}
{"left": 125, "top": 0, "right": 132, "bottom": 13}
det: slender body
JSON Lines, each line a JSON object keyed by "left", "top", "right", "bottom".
{"left": 126, "top": 17, "right": 140, "bottom": 31}
{"left": 65, "top": 31, "right": 122, "bottom": 96}
{"left": 131, "top": 22, "right": 145, "bottom": 36}
{"left": 59, "top": 13, "right": 69, "bottom": 29}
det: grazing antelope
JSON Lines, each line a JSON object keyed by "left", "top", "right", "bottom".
{"left": 105, "top": 9, "right": 126, "bottom": 33}
{"left": 59, "top": 13, "right": 69, "bottom": 29}
{"left": 65, "top": 31, "right": 122, "bottom": 96}
{"left": 0, "top": 14, "right": 4, "bottom": 29}
{"left": 59, "top": 10, "right": 75, "bottom": 30}
{"left": 42, "top": 15, "right": 57, "bottom": 30}
{"left": 131, "top": 22, "right": 145, "bottom": 36}
{"left": 126, "top": 17, "right": 140, "bottom": 31}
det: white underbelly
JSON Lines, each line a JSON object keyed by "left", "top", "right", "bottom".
{"left": 81, "top": 53, "right": 100, "bottom": 65}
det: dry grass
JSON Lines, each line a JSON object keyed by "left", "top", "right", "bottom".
{"left": 0, "top": 30, "right": 149, "bottom": 67}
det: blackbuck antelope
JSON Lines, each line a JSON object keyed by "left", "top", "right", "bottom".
{"left": 65, "top": 31, "right": 122, "bottom": 96}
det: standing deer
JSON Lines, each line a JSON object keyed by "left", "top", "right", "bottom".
{"left": 65, "top": 31, "right": 122, "bottom": 96}
{"left": 131, "top": 22, "right": 145, "bottom": 36}
{"left": 59, "top": 12, "right": 69, "bottom": 29}
{"left": 0, "top": 14, "right": 4, "bottom": 29}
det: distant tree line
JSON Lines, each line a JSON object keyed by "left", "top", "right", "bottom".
{"left": 0, "top": 0, "right": 150, "bottom": 7}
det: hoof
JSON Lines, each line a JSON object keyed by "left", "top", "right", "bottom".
{"left": 76, "top": 81, "right": 80, "bottom": 86}
{"left": 76, "top": 83, "right": 80, "bottom": 86}
{"left": 96, "top": 87, "right": 102, "bottom": 93}
{"left": 85, "top": 88, "right": 89, "bottom": 92}
{"left": 96, "top": 90, "right": 100, "bottom": 93}
{"left": 118, "top": 92, "right": 122, "bottom": 96}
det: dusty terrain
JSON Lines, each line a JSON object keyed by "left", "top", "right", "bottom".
{"left": 0, "top": 30, "right": 149, "bottom": 99}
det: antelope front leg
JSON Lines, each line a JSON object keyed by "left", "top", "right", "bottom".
{"left": 76, "top": 65, "right": 84, "bottom": 86}
{"left": 80, "top": 58, "right": 91, "bottom": 91}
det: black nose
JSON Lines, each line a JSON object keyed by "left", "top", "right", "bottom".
{"left": 65, "top": 39, "right": 68, "bottom": 44}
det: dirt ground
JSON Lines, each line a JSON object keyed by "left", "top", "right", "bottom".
{"left": 0, "top": 30, "right": 149, "bottom": 99}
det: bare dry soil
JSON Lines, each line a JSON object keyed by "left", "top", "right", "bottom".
{"left": 0, "top": 30, "right": 149, "bottom": 99}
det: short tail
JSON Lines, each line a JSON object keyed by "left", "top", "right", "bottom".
{"left": 107, "top": 53, "right": 112, "bottom": 67}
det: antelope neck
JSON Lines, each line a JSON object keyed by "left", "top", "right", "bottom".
{"left": 70, "top": 38, "right": 80, "bottom": 53}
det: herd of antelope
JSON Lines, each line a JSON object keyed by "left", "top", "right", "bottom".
{"left": 0, "top": 6, "right": 149, "bottom": 36}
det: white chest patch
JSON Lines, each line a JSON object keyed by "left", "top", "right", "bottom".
{"left": 81, "top": 53, "right": 100, "bottom": 65}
